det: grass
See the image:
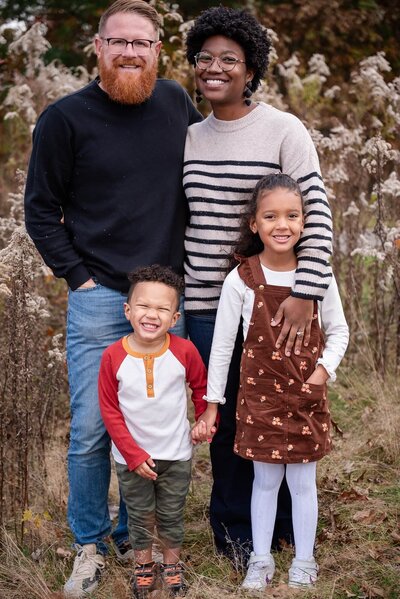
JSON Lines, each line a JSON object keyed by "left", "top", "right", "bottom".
{"left": 0, "top": 369, "right": 399, "bottom": 599}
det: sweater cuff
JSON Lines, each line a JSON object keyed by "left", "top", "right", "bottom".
{"left": 316, "top": 359, "right": 336, "bottom": 382}
{"left": 290, "top": 289, "right": 324, "bottom": 301}
{"left": 65, "top": 264, "right": 93, "bottom": 290}
{"left": 203, "top": 394, "right": 226, "bottom": 405}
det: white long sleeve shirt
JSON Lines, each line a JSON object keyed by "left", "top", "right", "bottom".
{"left": 206, "top": 264, "right": 349, "bottom": 404}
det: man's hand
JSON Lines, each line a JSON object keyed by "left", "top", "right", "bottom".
{"left": 134, "top": 458, "right": 157, "bottom": 480}
{"left": 271, "top": 296, "right": 314, "bottom": 356}
{"left": 78, "top": 278, "right": 96, "bottom": 289}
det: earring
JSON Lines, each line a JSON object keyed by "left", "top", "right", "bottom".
{"left": 195, "top": 88, "right": 202, "bottom": 103}
{"left": 244, "top": 81, "right": 253, "bottom": 106}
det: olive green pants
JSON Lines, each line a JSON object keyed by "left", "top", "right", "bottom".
{"left": 116, "top": 459, "right": 192, "bottom": 550}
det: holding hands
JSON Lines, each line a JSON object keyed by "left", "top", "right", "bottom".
{"left": 191, "top": 404, "right": 218, "bottom": 445}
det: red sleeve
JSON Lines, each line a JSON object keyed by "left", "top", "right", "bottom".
{"left": 98, "top": 342, "right": 150, "bottom": 471}
{"left": 169, "top": 334, "right": 208, "bottom": 421}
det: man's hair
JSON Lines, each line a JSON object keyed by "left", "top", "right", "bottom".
{"left": 186, "top": 6, "right": 271, "bottom": 92}
{"left": 99, "top": 0, "right": 162, "bottom": 38}
{"left": 127, "top": 264, "right": 184, "bottom": 305}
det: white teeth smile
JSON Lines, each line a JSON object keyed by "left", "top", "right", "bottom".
{"left": 142, "top": 323, "right": 158, "bottom": 330}
{"left": 205, "top": 79, "right": 226, "bottom": 86}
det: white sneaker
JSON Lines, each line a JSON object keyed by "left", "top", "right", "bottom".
{"left": 288, "top": 557, "right": 319, "bottom": 588}
{"left": 241, "top": 551, "right": 275, "bottom": 591}
{"left": 64, "top": 544, "right": 105, "bottom": 597}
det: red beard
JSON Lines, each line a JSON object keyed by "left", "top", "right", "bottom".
{"left": 98, "top": 55, "right": 157, "bottom": 105}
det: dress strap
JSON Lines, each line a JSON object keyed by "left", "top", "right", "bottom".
{"left": 237, "top": 254, "right": 266, "bottom": 290}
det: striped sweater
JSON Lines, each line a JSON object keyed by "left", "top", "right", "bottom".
{"left": 183, "top": 102, "right": 332, "bottom": 313}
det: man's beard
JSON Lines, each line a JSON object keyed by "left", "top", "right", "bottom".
{"left": 98, "top": 56, "right": 157, "bottom": 105}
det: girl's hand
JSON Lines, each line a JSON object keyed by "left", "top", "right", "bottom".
{"left": 306, "top": 365, "right": 329, "bottom": 385}
{"left": 134, "top": 458, "right": 158, "bottom": 480}
{"left": 192, "top": 406, "right": 218, "bottom": 445}
{"left": 271, "top": 296, "right": 314, "bottom": 356}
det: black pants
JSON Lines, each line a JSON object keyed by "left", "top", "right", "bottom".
{"left": 186, "top": 313, "right": 293, "bottom": 559}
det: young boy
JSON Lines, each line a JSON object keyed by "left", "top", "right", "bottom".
{"left": 98, "top": 265, "right": 210, "bottom": 597}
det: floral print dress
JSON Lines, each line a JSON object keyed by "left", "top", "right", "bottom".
{"left": 234, "top": 255, "right": 332, "bottom": 464}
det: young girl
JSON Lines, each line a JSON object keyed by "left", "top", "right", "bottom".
{"left": 193, "top": 173, "right": 349, "bottom": 589}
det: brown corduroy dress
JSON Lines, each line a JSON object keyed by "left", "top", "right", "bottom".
{"left": 234, "top": 255, "right": 332, "bottom": 464}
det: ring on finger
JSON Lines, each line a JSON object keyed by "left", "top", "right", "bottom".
{"left": 296, "top": 330, "right": 304, "bottom": 337}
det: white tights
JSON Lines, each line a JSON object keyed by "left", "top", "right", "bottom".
{"left": 251, "top": 461, "right": 318, "bottom": 561}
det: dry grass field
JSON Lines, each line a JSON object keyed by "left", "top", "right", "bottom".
{"left": 0, "top": 369, "right": 399, "bottom": 599}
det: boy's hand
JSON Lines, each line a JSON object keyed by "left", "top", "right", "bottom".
{"left": 134, "top": 458, "right": 157, "bottom": 480}
{"left": 271, "top": 296, "right": 314, "bottom": 356}
{"left": 192, "top": 405, "right": 218, "bottom": 445}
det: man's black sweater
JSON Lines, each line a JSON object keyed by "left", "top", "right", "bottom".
{"left": 24, "top": 78, "right": 202, "bottom": 292}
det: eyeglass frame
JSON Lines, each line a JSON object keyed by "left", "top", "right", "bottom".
{"left": 194, "top": 52, "right": 246, "bottom": 72}
{"left": 100, "top": 37, "right": 158, "bottom": 55}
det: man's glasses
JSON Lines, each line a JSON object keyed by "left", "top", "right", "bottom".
{"left": 194, "top": 52, "right": 246, "bottom": 72}
{"left": 101, "top": 38, "right": 157, "bottom": 55}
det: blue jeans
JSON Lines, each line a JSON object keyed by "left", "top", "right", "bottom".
{"left": 66, "top": 283, "right": 185, "bottom": 553}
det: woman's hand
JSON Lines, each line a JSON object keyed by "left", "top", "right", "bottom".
{"left": 271, "top": 296, "right": 314, "bottom": 356}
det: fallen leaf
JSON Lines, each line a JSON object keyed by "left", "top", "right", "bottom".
{"left": 353, "top": 508, "right": 387, "bottom": 525}
{"left": 370, "top": 587, "right": 386, "bottom": 598}
{"left": 31, "top": 548, "right": 42, "bottom": 561}
{"left": 56, "top": 547, "right": 72, "bottom": 559}
{"left": 339, "top": 487, "right": 369, "bottom": 502}
{"left": 391, "top": 530, "right": 400, "bottom": 543}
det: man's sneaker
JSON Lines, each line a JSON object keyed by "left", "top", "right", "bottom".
{"left": 241, "top": 551, "right": 275, "bottom": 591}
{"left": 160, "top": 562, "right": 187, "bottom": 596}
{"left": 288, "top": 557, "right": 319, "bottom": 588}
{"left": 113, "top": 538, "right": 135, "bottom": 563}
{"left": 63, "top": 544, "right": 105, "bottom": 598}
{"left": 132, "top": 561, "right": 158, "bottom": 598}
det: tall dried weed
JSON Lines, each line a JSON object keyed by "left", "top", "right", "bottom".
{"left": 0, "top": 5, "right": 399, "bottom": 598}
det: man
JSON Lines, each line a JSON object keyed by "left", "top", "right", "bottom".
{"left": 24, "top": 1, "right": 201, "bottom": 596}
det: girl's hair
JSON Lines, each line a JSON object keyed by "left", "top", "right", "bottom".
{"left": 186, "top": 6, "right": 271, "bottom": 93}
{"left": 229, "top": 173, "right": 303, "bottom": 270}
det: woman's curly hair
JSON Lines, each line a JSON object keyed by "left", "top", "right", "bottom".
{"left": 186, "top": 6, "right": 271, "bottom": 92}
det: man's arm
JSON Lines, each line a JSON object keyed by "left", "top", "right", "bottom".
{"left": 273, "top": 116, "right": 332, "bottom": 354}
{"left": 24, "top": 106, "right": 92, "bottom": 289}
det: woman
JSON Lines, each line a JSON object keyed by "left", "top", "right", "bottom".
{"left": 183, "top": 6, "right": 333, "bottom": 563}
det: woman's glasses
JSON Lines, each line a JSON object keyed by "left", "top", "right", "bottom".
{"left": 194, "top": 52, "right": 246, "bottom": 72}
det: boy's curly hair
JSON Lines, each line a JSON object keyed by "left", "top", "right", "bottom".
{"left": 127, "top": 264, "right": 184, "bottom": 305}
{"left": 186, "top": 6, "right": 271, "bottom": 92}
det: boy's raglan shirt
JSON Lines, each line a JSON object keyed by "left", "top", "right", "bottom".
{"left": 98, "top": 333, "right": 208, "bottom": 471}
